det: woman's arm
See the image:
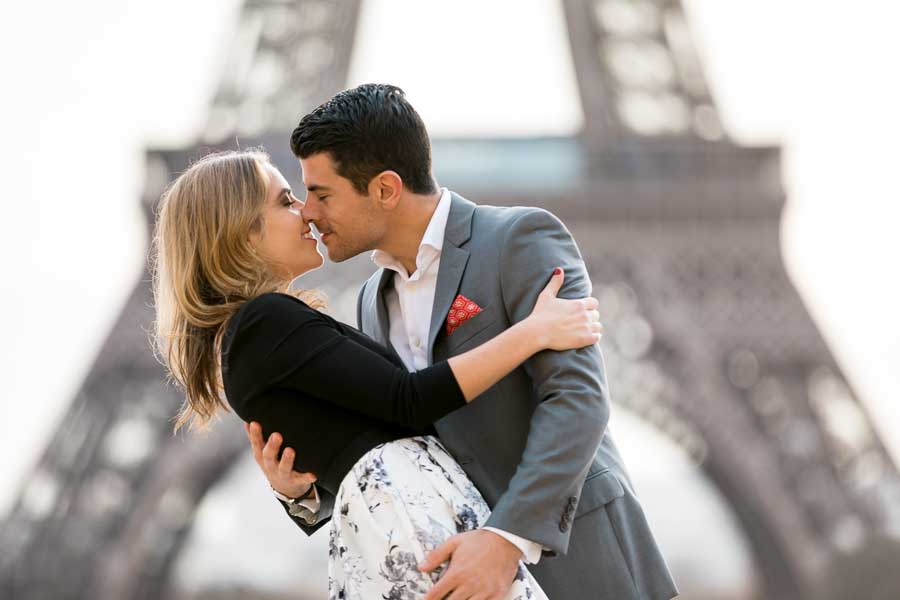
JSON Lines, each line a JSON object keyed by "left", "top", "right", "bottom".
{"left": 236, "top": 270, "right": 599, "bottom": 430}
{"left": 446, "top": 268, "right": 600, "bottom": 400}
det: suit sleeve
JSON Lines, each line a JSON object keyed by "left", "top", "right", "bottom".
{"left": 483, "top": 209, "right": 610, "bottom": 556}
{"left": 356, "top": 279, "right": 367, "bottom": 330}
{"left": 240, "top": 293, "right": 465, "bottom": 430}
{"left": 276, "top": 489, "right": 335, "bottom": 536}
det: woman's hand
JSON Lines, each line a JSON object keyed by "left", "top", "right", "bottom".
{"left": 526, "top": 267, "right": 603, "bottom": 351}
{"left": 245, "top": 421, "right": 317, "bottom": 499}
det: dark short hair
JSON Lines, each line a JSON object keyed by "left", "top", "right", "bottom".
{"left": 290, "top": 83, "right": 437, "bottom": 195}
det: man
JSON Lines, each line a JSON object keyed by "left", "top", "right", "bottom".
{"left": 246, "top": 83, "right": 677, "bottom": 599}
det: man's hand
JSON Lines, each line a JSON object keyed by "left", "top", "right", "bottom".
{"left": 419, "top": 529, "right": 522, "bottom": 600}
{"left": 245, "top": 421, "right": 316, "bottom": 499}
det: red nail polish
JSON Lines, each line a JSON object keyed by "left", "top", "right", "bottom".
{"left": 554, "top": 267, "right": 562, "bottom": 276}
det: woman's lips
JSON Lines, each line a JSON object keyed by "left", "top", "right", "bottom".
{"left": 308, "top": 223, "right": 329, "bottom": 243}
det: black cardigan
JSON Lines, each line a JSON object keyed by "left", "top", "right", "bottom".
{"left": 220, "top": 292, "right": 466, "bottom": 495}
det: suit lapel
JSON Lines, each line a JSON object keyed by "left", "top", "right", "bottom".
{"left": 428, "top": 244, "right": 469, "bottom": 363}
{"left": 364, "top": 267, "right": 399, "bottom": 357}
{"left": 427, "top": 193, "right": 476, "bottom": 364}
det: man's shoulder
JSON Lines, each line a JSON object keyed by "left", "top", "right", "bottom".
{"left": 457, "top": 194, "right": 552, "bottom": 229}
{"left": 468, "top": 202, "right": 562, "bottom": 237}
{"left": 360, "top": 268, "right": 383, "bottom": 293}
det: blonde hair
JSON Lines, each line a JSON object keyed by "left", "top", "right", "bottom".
{"left": 150, "top": 149, "right": 324, "bottom": 434}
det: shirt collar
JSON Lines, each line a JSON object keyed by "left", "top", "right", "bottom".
{"left": 371, "top": 188, "right": 452, "bottom": 273}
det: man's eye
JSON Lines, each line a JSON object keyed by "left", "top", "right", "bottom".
{"left": 318, "top": 195, "right": 329, "bottom": 202}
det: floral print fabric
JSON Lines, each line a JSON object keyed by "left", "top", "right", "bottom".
{"left": 328, "top": 435, "right": 548, "bottom": 600}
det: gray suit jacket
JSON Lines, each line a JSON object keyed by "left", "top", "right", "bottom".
{"left": 291, "top": 192, "right": 677, "bottom": 598}
{"left": 357, "top": 193, "right": 620, "bottom": 553}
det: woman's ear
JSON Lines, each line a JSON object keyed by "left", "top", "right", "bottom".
{"left": 371, "top": 171, "right": 403, "bottom": 210}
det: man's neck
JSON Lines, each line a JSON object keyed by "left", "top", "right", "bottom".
{"left": 378, "top": 190, "right": 442, "bottom": 276}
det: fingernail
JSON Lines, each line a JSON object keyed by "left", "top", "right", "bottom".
{"left": 553, "top": 267, "right": 562, "bottom": 276}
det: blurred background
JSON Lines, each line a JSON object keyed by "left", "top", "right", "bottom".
{"left": 1, "top": 1, "right": 899, "bottom": 599}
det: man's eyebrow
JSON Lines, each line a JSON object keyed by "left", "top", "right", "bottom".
{"left": 305, "top": 184, "right": 333, "bottom": 193}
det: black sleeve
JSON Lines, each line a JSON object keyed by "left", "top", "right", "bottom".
{"left": 277, "top": 488, "right": 334, "bottom": 537}
{"left": 235, "top": 293, "right": 466, "bottom": 429}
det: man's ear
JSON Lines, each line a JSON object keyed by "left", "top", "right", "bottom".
{"left": 370, "top": 171, "right": 403, "bottom": 210}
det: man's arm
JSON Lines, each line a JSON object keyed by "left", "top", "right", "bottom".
{"left": 275, "top": 484, "right": 335, "bottom": 536}
{"left": 246, "top": 421, "right": 334, "bottom": 536}
{"left": 481, "top": 527, "right": 543, "bottom": 563}
{"left": 484, "top": 207, "right": 609, "bottom": 555}
{"left": 420, "top": 208, "right": 608, "bottom": 599}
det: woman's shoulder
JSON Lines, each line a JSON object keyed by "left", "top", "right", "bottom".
{"left": 243, "top": 291, "right": 314, "bottom": 312}
{"left": 229, "top": 292, "right": 324, "bottom": 335}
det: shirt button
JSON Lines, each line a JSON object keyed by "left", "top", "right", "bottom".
{"left": 412, "top": 338, "right": 421, "bottom": 348}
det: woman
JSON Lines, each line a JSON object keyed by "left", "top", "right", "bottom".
{"left": 152, "top": 149, "right": 603, "bottom": 599}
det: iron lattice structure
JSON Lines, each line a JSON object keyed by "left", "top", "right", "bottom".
{"left": 3, "top": 1, "right": 899, "bottom": 599}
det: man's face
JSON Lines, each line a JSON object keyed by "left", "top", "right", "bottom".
{"left": 299, "top": 152, "right": 384, "bottom": 262}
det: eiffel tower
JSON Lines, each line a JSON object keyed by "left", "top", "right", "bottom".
{"left": 3, "top": 1, "right": 899, "bottom": 599}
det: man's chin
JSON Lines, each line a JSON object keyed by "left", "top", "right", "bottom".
{"left": 326, "top": 250, "right": 353, "bottom": 263}
{"left": 321, "top": 237, "right": 369, "bottom": 263}
{"left": 324, "top": 244, "right": 355, "bottom": 263}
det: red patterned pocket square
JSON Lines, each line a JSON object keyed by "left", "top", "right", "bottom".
{"left": 446, "top": 294, "right": 483, "bottom": 336}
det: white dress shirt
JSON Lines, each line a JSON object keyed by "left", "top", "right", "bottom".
{"left": 370, "top": 188, "right": 544, "bottom": 564}
{"left": 283, "top": 483, "right": 321, "bottom": 524}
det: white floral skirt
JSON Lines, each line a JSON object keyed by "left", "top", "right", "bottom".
{"left": 328, "top": 435, "right": 548, "bottom": 600}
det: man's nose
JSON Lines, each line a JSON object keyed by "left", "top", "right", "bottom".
{"left": 299, "top": 197, "right": 317, "bottom": 221}
{"left": 300, "top": 194, "right": 319, "bottom": 217}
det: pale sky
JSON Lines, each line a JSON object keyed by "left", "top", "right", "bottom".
{"left": 1, "top": 0, "right": 898, "bottom": 523}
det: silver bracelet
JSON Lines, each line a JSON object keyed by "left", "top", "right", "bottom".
{"left": 271, "top": 485, "right": 312, "bottom": 504}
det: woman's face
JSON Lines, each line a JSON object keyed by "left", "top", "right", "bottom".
{"left": 251, "top": 164, "right": 324, "bottom": 279}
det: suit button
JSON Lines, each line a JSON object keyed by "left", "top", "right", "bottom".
{"left": 559, "top": 519, "right": 570, "bottom": 532}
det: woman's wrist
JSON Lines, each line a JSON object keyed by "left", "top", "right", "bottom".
{"left": 516, "top": 317, "right": 548, "bottom": 354}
